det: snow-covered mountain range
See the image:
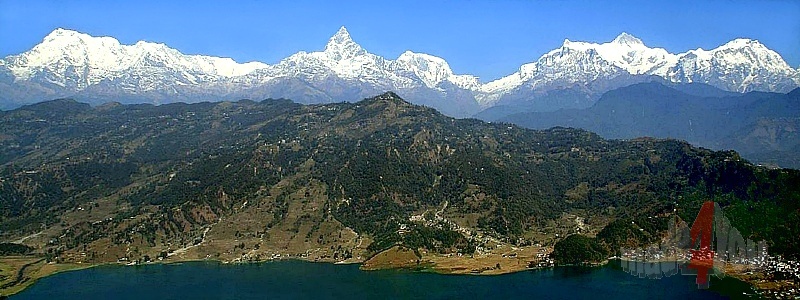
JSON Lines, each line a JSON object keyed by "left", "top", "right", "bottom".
{"left": 1, "top": 27, "right": 798, "bottom": 117}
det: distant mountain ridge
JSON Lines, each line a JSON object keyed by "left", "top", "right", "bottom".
{"left": 1, "top": 27, "right": 798, "bottom": 116}
{"left": 501, "top": 82, "right": 800, "bottom": 169}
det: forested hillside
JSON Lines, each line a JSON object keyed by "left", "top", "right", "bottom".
{"left": 0, "top": 92, "right": 797, "bottom": 263}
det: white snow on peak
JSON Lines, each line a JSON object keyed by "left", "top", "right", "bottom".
{"left": 477, "top": 33, "right": 674, "bottom": 105}
{"left": 392, "top": 50, "right": 482, "bottom": 89}
{"left": 667, "top": 37, "right": 797, "bottom": 91}
{"left": 3, "top": 28, "right": 268, "bottom": 89}
{"left": 1, "top": 28, "right": 797, "bottom": 109}
{"left": 270, "top": 27, "right": 395, "bottom": 85}
{"left": 324, "top": 26, "right": 367, "bottom": 61}
{"left": 598, "top": 35, "right": 677, "bottom": 76}
{"left": 396, "top": 51, "right": 460, "bottom": 88}
{"left": 719, "top": 38, "right": 762, "bottom": 49}
{"left": 576, "top": 33, "right": 676, "bottom": 75}
{"left": 612, "top": 32, "right": 644, "bottom": 46}
{"left": 44, "top": 28, "right": 95, "bottom": 41}
{"left": 262, "top": 28, "right": 478, "bottom": 91}
{"left": 535, "top": 33, "right": 677, "bottom": 76}
{"left": 476, "top": 32, "right": 799, "bottom": 105}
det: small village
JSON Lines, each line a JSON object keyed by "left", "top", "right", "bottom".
{"left": 619, "top": 243, "right": 800, "bottom": 298}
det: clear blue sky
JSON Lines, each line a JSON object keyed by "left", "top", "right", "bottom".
{"left": 1, "top": 0, "right": 798, "bottom": 81}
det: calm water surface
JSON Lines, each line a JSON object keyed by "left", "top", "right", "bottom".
{"left": 12, "top": 260, "right": 753, "bottom": 299}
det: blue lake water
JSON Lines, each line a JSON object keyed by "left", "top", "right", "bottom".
{"left": 11, "top": 260, "right": 753, "bottom": 299}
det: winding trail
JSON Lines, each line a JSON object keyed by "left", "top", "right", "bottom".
{"left": 12, "top": 231, "right": 44, "bottom": 244}
{"left": 168, "top": 226, "right": 213, "bottom": 257}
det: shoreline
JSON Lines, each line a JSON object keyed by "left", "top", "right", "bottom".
{"left": 0, "top": 255, "right": 765, "bottom": 297}
{"left": 0, "top": 257, "right": 96, "bottom": 297}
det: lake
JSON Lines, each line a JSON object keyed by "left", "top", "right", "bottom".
{"left": 11, "top": 260, "right": 754, "bottom": 299}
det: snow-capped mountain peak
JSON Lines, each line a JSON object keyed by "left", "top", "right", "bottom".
{"left": 6, "top": 28, "right": 131, "bottom": 84}
{"left": 392, "top": 50, "right": 481, "bottom": 90}
{"left": 559, "top": 38, "right": 604, "bottom": 52}
{"left": 612, "top": 32, "right": 644, "bottom": 46}
{"left": 328, "top": 26, "right": 352, "bottom": 43}
{"left": 550, "top": 33, "right": 675, "bottom": 76}
{"left": 395, "top": 51, "right": 455, "bottom": 88}
{"left": 2, "top": 28, "right": 271, "bottom": 91}
{"left": 324, "top": 26, "right": 366, "bottom": 60}
{"left": 478, "top": 32, "right": 678, "bottom": 106}
{"left": 45, "top": 28, "right": 87, "bottom": 40}
{"left": 667, "top": 36, "right": 798, "bottom": 92}
{"left": 23, "top": 28, "right": 126, "bottom": 69}
{"left": 719, "top": 38, "right": 763, "bottom": 49}
{"left": 476, "top": 32, "right": 800, "bottom": 107}
{"left": 596, "top": 33, "right": 677, "bottom": 75}
{"left": 1, "top": 27, "right": 797, "bottom": 117}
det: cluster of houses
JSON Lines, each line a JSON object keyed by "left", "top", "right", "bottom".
{"left": 619, "top": 241, "right": 772, "bottom": 267}
{"left": 529, "top": 248, "right": 554, "bottom": 268}
{"left": 759, "top": 258, "right": 800, "bottom": 298}
{"left": 763, "top": 258, "right": 800, "bottom": 279}
{"left": 406, "top": 202, "right": 504, "bottom": 256}
{"left": 620, "top": 243, "right": 799, "bottom": 298}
